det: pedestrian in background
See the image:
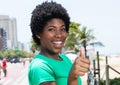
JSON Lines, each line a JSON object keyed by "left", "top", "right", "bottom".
{"left": 28, "top": 1, "right": 90, "bottom": 85}
{"left": 22, "top": 58, "right": 26, "bottom": 67}
{"left": 1, "top": 58, "right": 7, "bottom": 77}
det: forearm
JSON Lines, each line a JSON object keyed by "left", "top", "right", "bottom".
{"left": 68, "top": 80, "right": 78, "bottom": 85}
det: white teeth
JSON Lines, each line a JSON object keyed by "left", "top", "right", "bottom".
{"left": 53, "top": 41, "right": 62, "bottom": 44}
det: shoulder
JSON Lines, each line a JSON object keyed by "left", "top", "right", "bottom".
{"left": 29, "top": 54, "right": 53, "bottom": 71}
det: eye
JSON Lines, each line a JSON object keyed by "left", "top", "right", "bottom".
{"left": 61, "top": 27, "right": 66, "bottom": 32}
{"left": 47, "top": 27, "right": 56, "bottom": 32}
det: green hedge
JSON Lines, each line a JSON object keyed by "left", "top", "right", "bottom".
{"left": 100, "top": 77, "right": 120, "bottom": 85}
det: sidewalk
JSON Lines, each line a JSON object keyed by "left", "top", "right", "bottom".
{"left": 12, "top": 67, "right": 29, "bottom": 85}
{"left": 0, "top": 61, "right": 29, "bottom": 85}
{"left": 12, "top": 62, "right": 29, "bottom": 85}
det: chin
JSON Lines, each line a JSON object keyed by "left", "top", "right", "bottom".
{"left": 54, "top": 49, "right": 62, "bottom": 54}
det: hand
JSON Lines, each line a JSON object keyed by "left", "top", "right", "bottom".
{"left": 69, "top": 47, "right": 90, "bottom": 79}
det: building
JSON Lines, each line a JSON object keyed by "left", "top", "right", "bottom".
{"left": 0, "top": 35, "right": 3, "bottom": 50}
{"left": 0, "top": 28, "right": 7, "bottom": 50}
{"left": 0, "top": 15, "right": 18, "bottom": 49}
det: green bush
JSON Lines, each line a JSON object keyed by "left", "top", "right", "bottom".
{"left": 0, "top": 49, "right": 30, "bottom": 59}
{"left": 100, "top": 77, "right": 120, "bottom": 85}
{"left": 110, "top": 78, "right": 120, "bottom": 85}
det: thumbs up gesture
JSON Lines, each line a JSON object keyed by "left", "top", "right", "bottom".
{"left": 68, "top": 47, "right": 90, "bottom": 80}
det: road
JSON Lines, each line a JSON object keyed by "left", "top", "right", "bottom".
{"left": 0, "top": 61, "right": 29, "bottom": 85}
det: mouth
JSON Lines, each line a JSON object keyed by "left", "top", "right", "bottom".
{"left": 52, "top": 41, "right": 64, "bottom": 48}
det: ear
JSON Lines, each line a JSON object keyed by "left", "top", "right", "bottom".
{"left": 36, "top": 35, "right": 40, "bottom": 39}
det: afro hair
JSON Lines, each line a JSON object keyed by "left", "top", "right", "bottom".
{"left": 30, "top": 1, "right": 70, "bottom": 45}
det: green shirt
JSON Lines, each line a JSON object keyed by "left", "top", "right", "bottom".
{"left": 28, "top": 54, "right": 82, "bottom": 85}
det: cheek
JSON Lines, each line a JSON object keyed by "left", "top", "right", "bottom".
{"left": 64, "top": 33, "right": 68, "bottom": 39}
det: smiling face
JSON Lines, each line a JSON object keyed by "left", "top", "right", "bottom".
{"left": 39, "top": 18, "right": 68, "bottom": 55}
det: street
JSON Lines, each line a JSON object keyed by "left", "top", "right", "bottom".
{"left": 0, "top": 61, "right": 29, "bottom": 85}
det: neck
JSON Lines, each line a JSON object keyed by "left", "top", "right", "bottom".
{"left": 40, "top": 50, "right": 61, "bottom": 60}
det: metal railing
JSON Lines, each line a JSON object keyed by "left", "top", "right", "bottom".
{"left": 105, "top": 56, "right": 120, "bottom": 85}
{"left": 87, "top": 52, "right": 120, "bottom": 85}
{"left": 87, "top": 51, "right": 100, "bottom": 85}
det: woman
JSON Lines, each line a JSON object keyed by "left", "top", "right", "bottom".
{"left": 28, "top": 1, "right": 90, "bottom": 85}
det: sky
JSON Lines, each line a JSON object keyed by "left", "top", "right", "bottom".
{"left": 0, "top": 0, "right": 120, "bottom": 55}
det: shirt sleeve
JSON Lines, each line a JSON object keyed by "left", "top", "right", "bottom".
{"left": 28, "top": 60, "right": 55, "bottom": 85}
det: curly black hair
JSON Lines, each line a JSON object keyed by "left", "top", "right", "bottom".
{"left": 30, "top": 1, "right": 70, "bottom": 45}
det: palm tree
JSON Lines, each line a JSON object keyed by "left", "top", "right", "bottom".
{"left": 64, "top": 22, "right": 80, "bottom": 51}
{"left": 77, "top": 26, "right": 95, "bottom": 56}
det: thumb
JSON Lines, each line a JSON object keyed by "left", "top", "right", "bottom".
{"left": 79, "top": 47, "right": 85, "bottom": 58}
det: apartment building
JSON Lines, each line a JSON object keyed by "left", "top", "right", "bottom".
{"left": 0, "top": 15, "right": 18, "bottom": 49}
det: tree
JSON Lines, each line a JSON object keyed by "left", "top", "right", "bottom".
{"left": 77, "top": 26, "right": 95, "bottom": 56}
{"left": 64, "top": 22, "right": 80, "bottom": 51}
{"left": 30, "top": 39, "right": 40, "bottom": 53}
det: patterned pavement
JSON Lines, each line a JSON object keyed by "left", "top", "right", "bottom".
{"left": 0, "top": 61, "right": 29, "bottom": 85}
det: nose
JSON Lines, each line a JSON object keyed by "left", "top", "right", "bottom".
{"left": 55, "top": 30, "right": 62, "bottom": 38}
